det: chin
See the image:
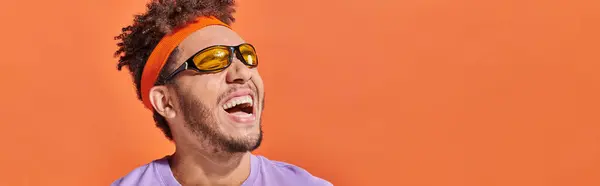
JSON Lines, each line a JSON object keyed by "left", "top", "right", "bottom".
{"left": 232, "top": 122, "right": 261, "bottom": 140}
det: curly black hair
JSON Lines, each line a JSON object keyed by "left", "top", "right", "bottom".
{"left": 114, "top": 0, "right": 236, "bottom": 140}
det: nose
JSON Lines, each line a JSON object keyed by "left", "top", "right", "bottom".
{"left": 225, "top": 57, "right": 252, "bottom": 84}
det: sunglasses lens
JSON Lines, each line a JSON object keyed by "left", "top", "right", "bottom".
{"left": 239, "top": 44, "right": 258, "bottom": 66}
{"left": 192, "top": 47, "right": 230, "bottom": 71}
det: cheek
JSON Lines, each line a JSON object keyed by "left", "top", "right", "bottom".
{"left": 253, "top": 73, "right": 265, "bottom": 95}
{"left": 193, "top": 76, "right": 224, "bottom": 106}
{"left": 205, "top": 78, "right": 221, "bottom": 92}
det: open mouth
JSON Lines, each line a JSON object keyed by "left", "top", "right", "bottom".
{"left": 222, "top": 95, "right": 254, "bottom": 116}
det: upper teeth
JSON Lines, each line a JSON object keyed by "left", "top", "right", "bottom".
{"left": 223, "top": 95, "right": 253, "bottom": 110}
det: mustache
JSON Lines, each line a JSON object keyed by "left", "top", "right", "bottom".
{"left": 216, "top": 83, "right": 256, "bottom": 104}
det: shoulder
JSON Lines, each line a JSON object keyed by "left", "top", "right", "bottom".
{"left": 254, "top": 155, "right": 333, "bottom": 186}
{"left": 111, "top": 158, "right": 170, "bottom": 186}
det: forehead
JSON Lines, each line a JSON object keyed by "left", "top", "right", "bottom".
{"left": 176, "top": 25, "right": 245, "bottom": 62}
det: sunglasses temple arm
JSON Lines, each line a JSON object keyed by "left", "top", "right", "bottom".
{"left": 165, "top": 62, "right": 188, "bottom": 81}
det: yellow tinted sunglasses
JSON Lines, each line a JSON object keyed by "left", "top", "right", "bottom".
{"left": 165, "top": 43, "right": 258, "bottom": 80}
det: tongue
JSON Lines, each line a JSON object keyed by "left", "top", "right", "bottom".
{"left": 225, "top": 106, "right": 255, "bottom": 123}
{"left": 229, "top": 111, "right": 250, "bottom": 116}
{"left": 226, "top": 106, "right": 250, "bottom": 115}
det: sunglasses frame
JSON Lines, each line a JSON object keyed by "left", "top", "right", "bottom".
{"left": 164, "top": 43, "right": 258, "bottom": 81}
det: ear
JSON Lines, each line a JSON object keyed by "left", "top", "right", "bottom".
{"left": 149, "top": 86, "right": 177, "bottom": 119}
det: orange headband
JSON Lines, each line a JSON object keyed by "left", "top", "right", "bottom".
{"left": 141, "top": 16, "right": 230, "bottom": 110}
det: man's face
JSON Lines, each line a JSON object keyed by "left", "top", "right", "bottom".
{"left": 166, "top": 26, "right": 264, "bottom": 153}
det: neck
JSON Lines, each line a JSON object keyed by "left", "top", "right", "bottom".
{"left": 169, "top": 146, "right": 252, "bottom": 186}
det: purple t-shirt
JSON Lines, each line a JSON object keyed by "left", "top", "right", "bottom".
{"left": 111, "top": 154, "right": 332, "bottom": 186}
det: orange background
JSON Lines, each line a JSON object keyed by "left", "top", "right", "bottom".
{"left": 1, "top": 0, "right": 599, "bottom": 185}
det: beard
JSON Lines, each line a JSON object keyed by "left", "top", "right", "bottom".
{"left": 175, "top": 86, "right": 263, "bottom": 154}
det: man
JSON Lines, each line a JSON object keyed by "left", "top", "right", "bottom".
{"left": 111, "top": 0, "right": 332, "bottom": 185}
